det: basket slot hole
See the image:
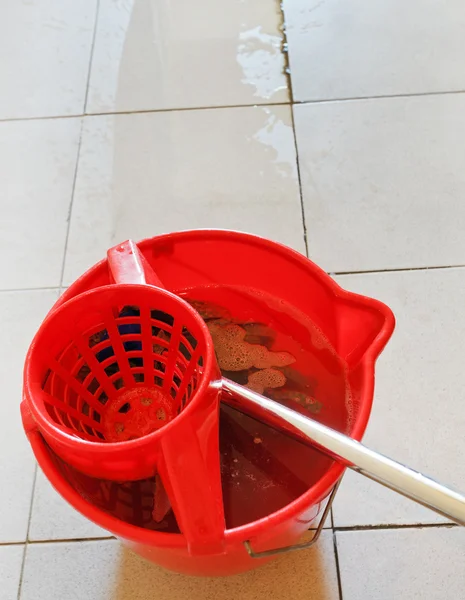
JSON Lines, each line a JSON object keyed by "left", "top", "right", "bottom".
{"left": 120, "top": 305, "right": 140, "bottom": 317}
{"left": 179, "top": 342, "right": 191, "bottom": 362}
{"left": 98, "top": 391, "right": 108, "bottom": 405}
{"left": 150, "top": 310, "right": 174, "bottom": 327}
{"left": 104, "top": 363, "right": 120, "bottom": 378}
{"left": 87, "top": 377, "right": 100, "bottom": 394}
{"left": 88, "top": 329, "right": 109, "bottom": 348}
{"left": 173, "top": 373, "right": 181, "bottom": 389}
{"left": 95, "top": 345, "right": 115, "bottom": 363}
{"left": 83, "top": 424, "right": 96, "bottom": 437}
{"left": 153, "top": 359, "right": 166, "bottom": 373}
{"left": 185, "top": 382, "right": 193, "bottom": 406}
{"left": 114, "top": 378, "right": 124, "bottom": 390}
{"left": 170, "top": 387, "right": 177, "bottom": 399}
{"left": 123, "top": 341, "right": 142, "bottom": 354}
{"left": 185, "top": 329, "right": 198, "bottom": 350}
{"left": 128, "top": 356, "right": 144, "bottom": 368}
{"left": 118, "top": 402, "right": 131, "bottom": 414}
{"left": 42, "top": 369, "right": 52, "bottom": 390}
{"left": 154, "top": 375, "right": 163, "bottom": 387}
{"left": 76, "top": 363, "right": 91, "bottom": 383}
{"left": 81, "top": 404, "right": 101, "bottom": 424}
{"left": 134, "top": 372, "right": 144, "bottom": 383}
{"left": 152, "top": 329, "right": 171, "bottom": 349}
{"left": 118, "top": 322, "right": 141, "bottom": 336}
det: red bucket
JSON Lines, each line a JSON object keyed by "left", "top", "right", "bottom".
{"left": 22, "top": 230, "right": 394, "bottom": 576}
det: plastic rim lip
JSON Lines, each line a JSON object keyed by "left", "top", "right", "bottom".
{"left": 24, "top": 283, "right": 220, "bottom": 453}
{"left": 43, "top": 229, "right": 395, "bottom": 541}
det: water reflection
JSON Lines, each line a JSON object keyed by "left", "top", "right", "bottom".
{"left": 87, "top": 0, "right": 289, "bottom": 113}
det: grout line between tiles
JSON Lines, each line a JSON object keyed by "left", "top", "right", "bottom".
{"left": 16, "top": 464, "right": 38, "bottom": 600}
{"left": 13, "top": 13, "right": 104, "bottom": 593}
{"left": 334, "top": 521, "right": 458, "bottom": 533}
{"left": 58, "top": 0, "right": 100, "bottom": 289}
{"left": 290, "top": 105, "right": 309, "bottom": 257}
{"left": 3, "top": 90, "right": 465, "bottom": 126}
{"left": 29, "top": 536, "right": 116, "bottom": 546}
{"left": 58, "top": 118, "right": 84, "bottom": 288}
{"left": 277, "top": 0, "right": 309, "bottom": 257}
{"left": 0, "top": 286, "right": 61, "bottom": 294}
{"left": 2, "top": 522, "right": 457, "bottom": 549}
{"left": 0, "top": 102, "right": 293, "bottom": 124}
{"left": 293, "top": 88, "right": 465, "bottom": 106}
{"left": 332, "top": 530, "right": 344, "bottom": 600}
{"left": 1, "top": 536, "right": 115, "bottom": 549}
{"left": 330, "top": 263, "right": 465, "bottom": 277}
{"left": 83, "top": 0, "right": 101, "bottom": 115}
{"left": 0, "top": 542, "right": 25, "bottom": 547}
{"left": 277, "top": 0, "right": 293, "bottom": 103}
{"left": 16, "top": 546, "right": 27, "bottom": 600}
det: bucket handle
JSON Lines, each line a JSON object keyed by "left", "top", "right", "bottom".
{"left": 243, "top": 479, "right": 340, "bottom": 559}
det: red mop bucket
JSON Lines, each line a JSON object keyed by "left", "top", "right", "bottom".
{"left": 22, "top": 230, "right": 395, "bottom": 576}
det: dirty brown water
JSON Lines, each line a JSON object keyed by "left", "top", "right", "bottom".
{"left": 181, "top": 285, "right": 351, "bottom": 529}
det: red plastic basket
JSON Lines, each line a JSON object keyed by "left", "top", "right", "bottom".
{"left": 23, "top": 283, "right": 225, "bottom": 553}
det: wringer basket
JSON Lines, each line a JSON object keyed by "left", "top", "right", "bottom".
{"left": 37, "top": 288, "right": 203, "bottom": 446}
{"left": 23, "top": 283, "right": 225, "bottom": 553}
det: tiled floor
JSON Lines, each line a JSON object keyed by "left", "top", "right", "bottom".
{"left": 2, "top": 0, "right": 465, "bottom": 598}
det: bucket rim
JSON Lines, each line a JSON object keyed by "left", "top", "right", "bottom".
{"left": 35, "top": 229, "right": 395, "bottom": 545}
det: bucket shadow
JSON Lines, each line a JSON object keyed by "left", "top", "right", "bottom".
{"left": 113, "top": 531, "right": 338, "bottom": 600}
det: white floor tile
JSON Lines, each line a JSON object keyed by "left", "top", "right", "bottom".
{"left": 0, "top": 0, "right": 97, "bottom": 119}
{"left": 333, "top": 268, "right": 465, "bottom": 526}
{"left": 0, "top": 118, "right": 81, "bottom": 290}
{"left": 0, "top": 290, "right": 58, "bottom": 542}
{"left": 284, "top": 0, "right": 465, "bottom": 102}
{"left": 337, "top": 527, "right": 465, "bottom": 600}
{"left": 294, "top": 95, "right": 465, "bottom": 272}
{"left": 0, "top": 545, "right": 24, "bottom": 600}
{"left": 29, "top": 470, "right": 108, "bottom": 542}
{"left": 86, "top": 0, "right": 288, "bottom": 113}
{"left": 21, "top": 533, "right": 338, "bottom": 600}
{"left": 63, "top": 106, "right": 305, "bottom": 285}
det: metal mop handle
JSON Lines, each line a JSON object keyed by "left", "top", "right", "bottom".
{"left": 222, "top": 378, "right": 465, "bottom": 527}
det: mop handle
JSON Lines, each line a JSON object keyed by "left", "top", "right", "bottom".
{"left": 222, "top": 379, "right": 465, "bottom": 527}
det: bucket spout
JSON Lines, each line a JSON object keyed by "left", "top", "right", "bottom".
{"left": 335, "top": 294, "right": 395, "bottom": 369}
